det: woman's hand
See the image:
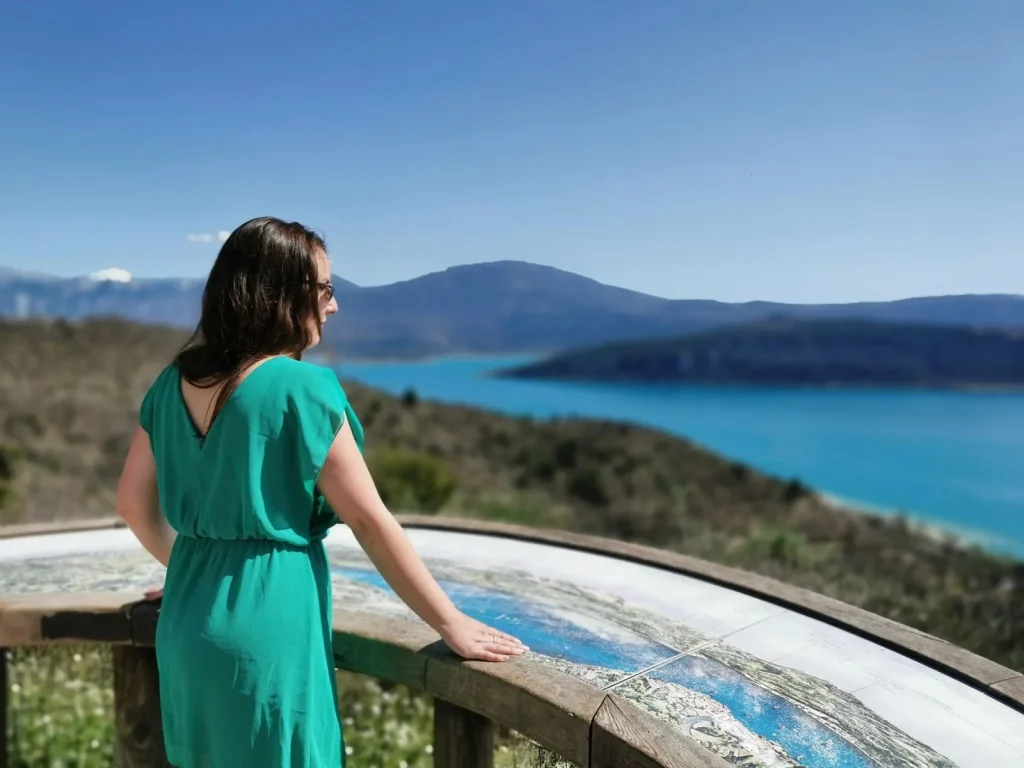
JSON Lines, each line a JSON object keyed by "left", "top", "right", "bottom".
{"left": 144, "top": 586, "right": 163, "bottom": 601}
{"left": 439, "top": 612, "right": 528, "bottom": 662}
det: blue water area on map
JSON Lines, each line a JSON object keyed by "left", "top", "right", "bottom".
{"left": 336, "top": 566, "right": 676, "bottom": 672}
{"left": 335, "top": 566, "right": 871, "bottom": 767}
{"left": 652, "top": 655, "right": 871, "bottom": 768}
{"left": 335, "top": 355, "right": 1024, "bottom": 554}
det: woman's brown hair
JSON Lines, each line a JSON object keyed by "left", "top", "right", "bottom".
{"left": 174, "top": 216, "right": 327, "bottom": 426}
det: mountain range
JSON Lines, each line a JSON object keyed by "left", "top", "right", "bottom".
{"left": 2, "top": 261, "right": 1023, "bottom": 358}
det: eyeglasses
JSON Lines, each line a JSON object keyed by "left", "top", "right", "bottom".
{"left": 317, "top": 281, "right": 335, "bottom": 300}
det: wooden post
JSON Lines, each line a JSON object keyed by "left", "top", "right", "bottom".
{"left": 433, "top": 698, "right": 494, "bottom": 768}
{"left": 1, "top": 648, "right": 7, "bottom": 768}
{"left": 112, "top": 645, "right": 172, "bottom": 768}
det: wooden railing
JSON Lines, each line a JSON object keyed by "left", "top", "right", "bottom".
{"left": 0, "top": 592, "right": 727, "bottom": 768}
{"left": 3, "top": 515, "right": 1023, "bottom": 767}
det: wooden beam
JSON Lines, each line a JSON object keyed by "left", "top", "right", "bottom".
{"left": 0, "top": 648, "right": 7, "bottom": 768}
{"left": 591, "top": 694, "right": 730, "bottom": 768}
{"left": 433, "top": 698, "right": 494, "bottom": 768}
{"left": 112, "top": 645, "right": 171, "bottom": 768}
{"left": 332, "top": 610, "right": 441, "bottom": 691}
{"left": 130, "top": 600, "right": 160, "bottom": 648}
{"left": 0, "top": 517, "right": 125, "bottom": 540}
{"left": 425, "top": 654, "right": 605, "bottom": 767}
{"left": 993, "top": 676, "right": 1024, "bottom": 706}
{"left": 0, "top": 593, "right": 135, "bottom": 647}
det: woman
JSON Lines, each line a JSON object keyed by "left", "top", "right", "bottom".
{"left": 115, "top": 216, "right": 525, "bottom": 768}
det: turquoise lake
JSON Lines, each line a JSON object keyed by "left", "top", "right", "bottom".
{"left": 334, "top": 356, "right": 1024, "bottom": 555}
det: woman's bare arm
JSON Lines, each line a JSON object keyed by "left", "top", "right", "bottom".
{"left": 318, "top": 421, "right": 526, "bottom": 662}
{"left": 116, "top": 425, "right": 177, "bottom": 567}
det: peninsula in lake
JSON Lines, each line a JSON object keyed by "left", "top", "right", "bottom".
{"left": 499, "top": 318, "right": 1024, "bottom": 388}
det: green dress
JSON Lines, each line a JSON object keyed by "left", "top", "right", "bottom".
{"left": 139, "top": 356, "right": 364, "bottom": 768}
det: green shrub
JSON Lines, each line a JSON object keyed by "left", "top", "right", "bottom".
{"left": 476, "top": 495, "right": 557, "bottom": 528}
{"left": 612, "top": 454, "right": 639, "bottom": 477}
{"left": 782, "top": 477, "right": 810, "bottom": 502}
{"left": 553, "top": 439, "right": 579, "bottom": 469}
{"left": 565, "top": 466, "right": 609, "bottom": 506}
{"left": 728, "top": 461, "right": 751, "bottom": 482}
{"left": 0, "top": 444, "right": 15, "bottom": 481}
{"left": 369, "top": 449, "right": 456, "bottom": 513}
{"left": 528, "top": 458, "right": 556, "bottom": 482}
{"left": 743, "top": 524, "right": 834, "bottom": 569}
{"left": 0, "top": 478, "right": 12, "bottom": 514}
{"left": 360, "top": 398, "right": 383, "bottom": 428}
{"left": 0, "top": 445, "right": 15, "bottom": 511}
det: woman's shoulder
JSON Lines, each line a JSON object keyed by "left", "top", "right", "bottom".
{"left": 141, "top": 361, "right": 179, "bottom": 405}
{"left": 240, "top": 357, "right": 361, "bottom": 451}
{"left": 243, "top": 357, "right": 354, "bottom": 442}
{"left": 247, "top": 357, "right": 347, "bottom": 407}
{"left": 147, "top": 361, "right": 179, "bottom": 387}
{"left": 268, "top": 356, "right": 341, "bottom": 388}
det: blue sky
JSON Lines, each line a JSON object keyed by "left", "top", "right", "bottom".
{"left": 0, "top": 1, "right": 1020, "bottom": 302}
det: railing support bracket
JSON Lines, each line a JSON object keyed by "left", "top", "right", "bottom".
{"left": 112, "top": 645, "right": 172, "bottom": 768}
{"left": 433, "top": 698, "right": 495, "bottom": 768}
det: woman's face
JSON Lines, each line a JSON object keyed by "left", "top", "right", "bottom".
{"left": 307, "top": 250, "right": 338, "bottom": 348}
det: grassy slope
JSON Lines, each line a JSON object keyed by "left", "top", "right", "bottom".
{"left": 0, "top": 317, "right": 1021, "bottom": 673}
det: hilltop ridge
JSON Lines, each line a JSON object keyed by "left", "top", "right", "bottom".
{"left": 2, "top": 261, "right": 1023, "bottom": 359}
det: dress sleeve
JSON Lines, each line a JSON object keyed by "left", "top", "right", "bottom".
{"left": 139, "top": 386, "right": 155, "bottom": 435}
{"left": 292, "top": 366, "right": 365, "bottom": 501}
{"left": 139, "top": 365, "right": 170, "bottom": 435}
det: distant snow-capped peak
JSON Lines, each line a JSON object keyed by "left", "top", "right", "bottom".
{"left": 89, "top": 268, "right": 132, "bottom": 283}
